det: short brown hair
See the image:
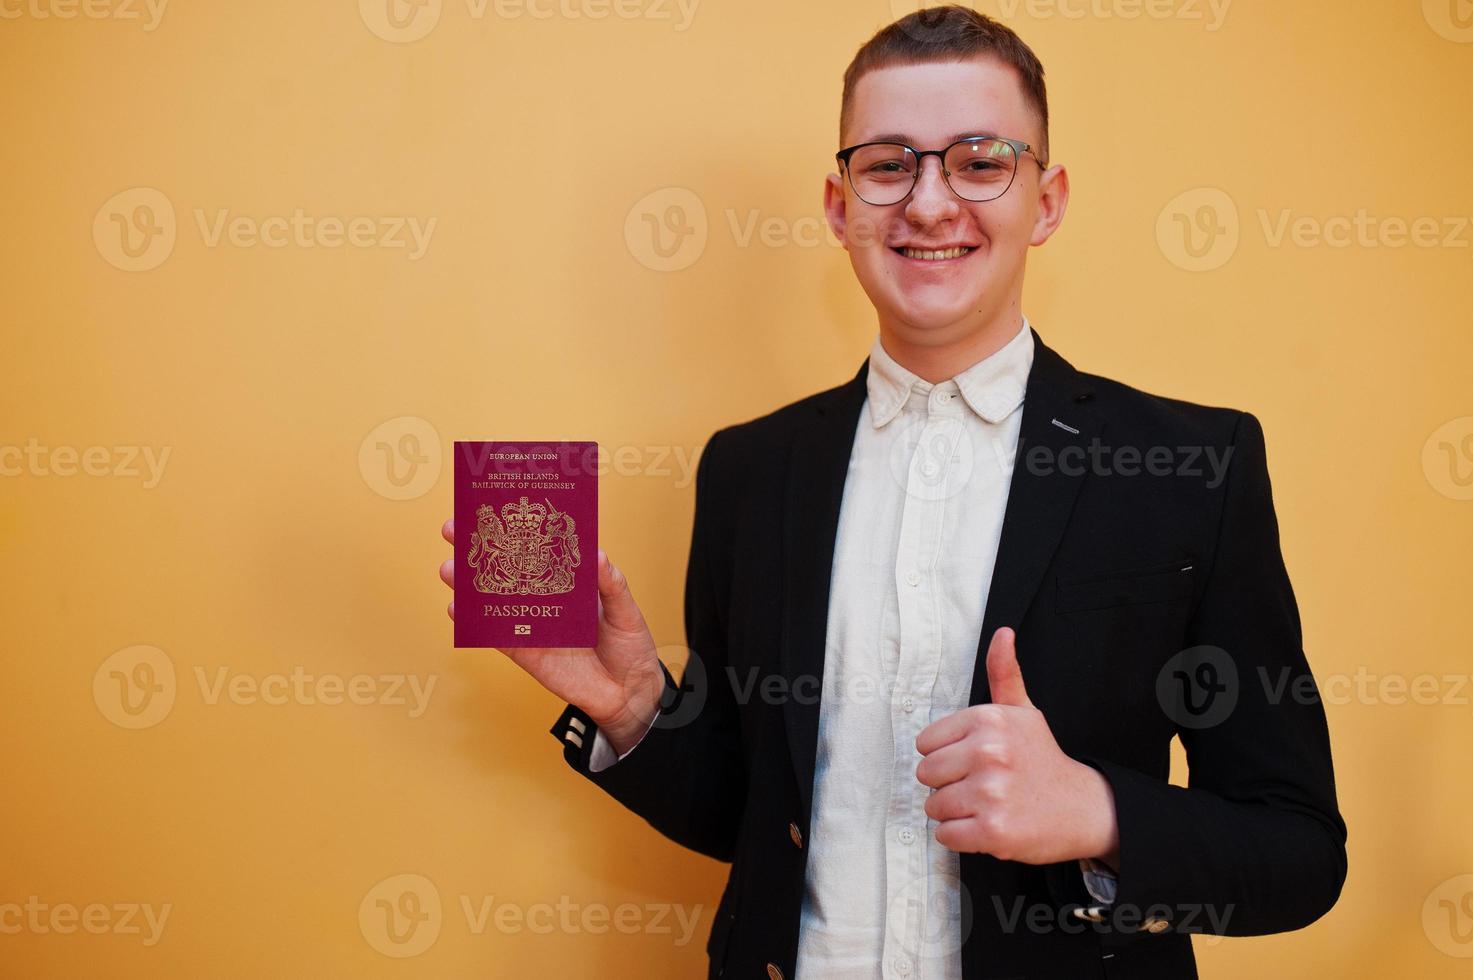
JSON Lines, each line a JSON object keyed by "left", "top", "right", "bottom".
{"left": 839, "top": 5, "right": 1050, "bottom": 164}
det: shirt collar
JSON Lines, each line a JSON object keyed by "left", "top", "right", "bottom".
{"left": 865, "top": 315, "right": 1035, "bottom": 428}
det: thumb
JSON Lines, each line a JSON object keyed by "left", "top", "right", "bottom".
{"left": 596, "top": 549, "right": 646, "bottom": 632}
{"left": 985, "top": 627, "right": 1033, "bottom": 708}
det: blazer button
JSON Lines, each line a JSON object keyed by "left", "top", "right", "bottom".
{"left": 766, "top": 964, "right": 785, "bottom": 980}
{"left": 1141, "top": 917, "right": 1170, "bottom": 933}
{"left": 788, "top": 822, "right": 803, "bottom": 849}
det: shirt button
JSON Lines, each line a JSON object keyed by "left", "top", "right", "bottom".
{"left": 898, "top": 827, "right": 916, "bottom": 845}
{"left": 901, "top": 696, "right": 915, "bottom": 712}
{"left": 920, "top": 461, "right": 937, "bottom": 477}
{"left": 905, "top": 570, "right": 920, "bottom": 587}
{"left": 892, "top": 956, "right": 912, "bottom": 976}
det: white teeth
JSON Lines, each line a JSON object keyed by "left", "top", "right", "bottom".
{"left": 901, "top": 246, "right": 971, "bottom": 261}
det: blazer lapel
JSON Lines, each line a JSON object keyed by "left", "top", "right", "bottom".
{"left": 778, "top": 361, "right": 868, "bottom": 822}
{"left": 968, "top": 330, "right": 1103, "bottom": 706}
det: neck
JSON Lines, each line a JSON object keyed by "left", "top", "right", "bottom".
{"left": 877, "top": 303, "right": 1026, "bottom": 384}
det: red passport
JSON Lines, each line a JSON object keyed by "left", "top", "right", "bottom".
{"left": 453, "top": 441, "right": 598, "bottom": 648}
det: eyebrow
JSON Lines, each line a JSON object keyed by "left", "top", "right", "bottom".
{"left": 860, "top": 131, "right": 1000, "bottom": 145}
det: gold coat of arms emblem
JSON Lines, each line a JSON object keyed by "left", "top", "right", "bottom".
{"left": 467, "top": 495, "right": 581, "bottom": 595}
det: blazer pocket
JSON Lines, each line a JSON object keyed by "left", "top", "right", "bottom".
{"left": 1056, "top": 556, "right": 1197, "bottom": 613}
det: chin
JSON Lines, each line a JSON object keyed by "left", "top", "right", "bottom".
{"left": 885, "top": 293, "right": 986, "bottom": 334}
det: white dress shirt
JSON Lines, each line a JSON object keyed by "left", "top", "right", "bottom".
{"left": 590, "top": 315, "right": 1113, "bottom": 976}
{"left": 793, "top": 317, "right": 1032, "bottom": 979}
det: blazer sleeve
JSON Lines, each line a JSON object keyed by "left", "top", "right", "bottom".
{"left": 547, "top": 428, "right": 746, "bottom": 862}
{"left": 1077, "top": 411, "right": 1348, "bottom": 935}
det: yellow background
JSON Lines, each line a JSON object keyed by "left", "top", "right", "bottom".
{"left": 2, "top": 0, "right": 1471, "bottom": 976}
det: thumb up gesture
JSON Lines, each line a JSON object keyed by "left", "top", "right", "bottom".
{"left": 915, "top": 627, "right": 1120, "bottom": 867}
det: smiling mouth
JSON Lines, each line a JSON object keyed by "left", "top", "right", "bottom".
{"left": 892, "top": 246, "right": 975, "bottom": 261}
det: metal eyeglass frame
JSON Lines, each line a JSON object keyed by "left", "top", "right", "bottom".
{"left": 835, "top": 136, "right": 1048, "bottom": 205}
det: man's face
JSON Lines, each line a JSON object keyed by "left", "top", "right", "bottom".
{"left": 825, "top": 58, "right": 1067, "bottom": 344}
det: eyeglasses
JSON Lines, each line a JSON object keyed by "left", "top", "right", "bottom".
{"left": 835, "top": 136, "right": 1047, "bottom": 206}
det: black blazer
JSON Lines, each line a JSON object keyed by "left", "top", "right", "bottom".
{"left": 550, "top": 329, "right": 1347, "bottom": 979}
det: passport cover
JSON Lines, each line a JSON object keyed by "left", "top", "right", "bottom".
{"left": 454, "top": 441, "right": 598, "bottom": 648}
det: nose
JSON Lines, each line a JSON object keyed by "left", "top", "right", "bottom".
{"left": 904, "top": 156, "right": 960, "bottom": 227}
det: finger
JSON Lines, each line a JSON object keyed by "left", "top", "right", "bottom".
{"left": 439, "top": 557, "right": 454, "bottom": 589}
{"left": 922, "top": 781, "right": 978, "bottom": 823}
{"left": 597, "top": 550, "right": 646, "bottom": 633}
{"left": 916, "top": 703, "right": 1002, "bottom": 756}
{"left": 985, "top": 627, "right": 1033, "bottom": 708}
{"left": 441, "top": 518, "right": 454, "bottom": 544}
{"left": 916, "top": 738, "right": 1002, "bottom": 789}
{"left": 933, "top": 815, "right": 990, "bottom": 855}
{"left": 446, "top": 599, "right": 455, "bottom": 621}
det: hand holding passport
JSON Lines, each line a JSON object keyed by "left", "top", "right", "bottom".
{"left": 438, "top": 441, "right": 664, "bottom": 754}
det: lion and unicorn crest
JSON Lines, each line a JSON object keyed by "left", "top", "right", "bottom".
{"left": 468, "top": 495, "right": 582, "bottom": 595}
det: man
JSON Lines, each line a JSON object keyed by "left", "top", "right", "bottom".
{"left": 439, "top": 7, "right": 1346, "bottom": 977}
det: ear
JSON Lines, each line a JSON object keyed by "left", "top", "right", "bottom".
{"left": 1029, "top": 163, "right": 1070, "bottom": 247}
{"left": 823, "top": 171, "right": 849, "bottom": 248}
